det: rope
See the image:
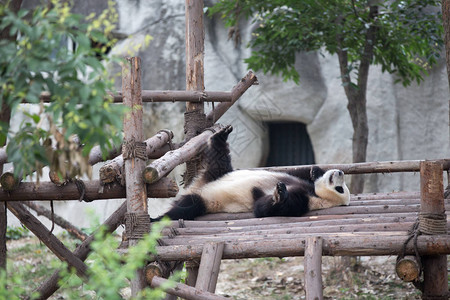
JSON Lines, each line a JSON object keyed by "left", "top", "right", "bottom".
{"left": 125, "top": 212, "right": 151, "bottom": 239}
{"left": 73, "top": 178, "right": 91, "bottom": 202}
{"left": 397, "top": 212, "right": 447, "bottom": 292}
{"left": 122, "top": 138, "right": 147, "bottom": 161}
{"left": 418, "top": 213, "right": 447, "bottom": 235}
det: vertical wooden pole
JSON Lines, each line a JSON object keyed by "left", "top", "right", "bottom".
{"left": 0, "top": 168, "right": 6, "bottom": 272}
{"left": 419, "top": 161, "right": 448, "bottom": 299}
{"left": 195, "top": 242, "right": 224, "bottom": 293}
{"left": 184, "top": 0, "right": 205, "bottom": 285}
{"left": 304, "top": 236, "right": 323, "bottom": 300}
{"left": 122, "top": 57, "right": 149, "bottom": 296}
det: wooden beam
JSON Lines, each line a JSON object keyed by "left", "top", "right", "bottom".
{"left": 99, "top": 130, "right": 173, "bottom": 184}
{"left": 6, "top": 202, "right": 88, "bottom": 280}
{"left": 420, "top": 161, "right": 448, "bottom": 299}
{"left": 195, "top": 242, "right": 224, "bottom": 293}
{"left": 150, "top": 276, "right": 228, "bottom": 300}
{"left": 304, "top": 237, "right": 323, "bottom": 300}
{"left": 117, "top": 235, "right": 450, "bottom": 261}
{"left": 122, "top": 56, "right": 149, "bottom": 296}
{"left": 0, "top": 178, "right": 178, "bottom": 201}
{"left": 206, "top": 71, "right": 258, "bottom": 126}
{"left": 34, "top": 202, "right": 126, "bottom": 299}
{"left": 39, "top": 90, "right": 232, "bottom": 103}
{"left": 259, "top": 159, "right": 450, "bottom": 175}
{"left": 143, "top": 124, "right": 222, "bottom": 184}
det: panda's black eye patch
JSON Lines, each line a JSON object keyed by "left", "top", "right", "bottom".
{"left": 335, "top": 186, "right": 344, "bottom": 194}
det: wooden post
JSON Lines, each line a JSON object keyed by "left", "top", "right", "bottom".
{"left": 304, "top": 236, "right": 324, "bottom": 300}
{"left": 195, "top": 242, "right": 224, "bottom": 293}
{"left": 122, "top": 56, "right": 150, "bottom": 296}
{"left": 184, "top": 0, "right": 205, "bottom": 285}
{"left": 419, "top": 161, "right": 448, "bottom": 299}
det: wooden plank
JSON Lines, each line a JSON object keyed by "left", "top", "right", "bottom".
{"left": 150, "top": 276, "right": 228, "bottom": 300}
{"left": 420, "top": 161, "right": 448, "bottom": 299}
{"left": 195, "top": 242, "right": 224, "bottom": 293}
{"left": 304, "top": 237, "right": 323, "bottom": 300}
{"left": 0, "top": 177, "right": 178, "bottom": 201}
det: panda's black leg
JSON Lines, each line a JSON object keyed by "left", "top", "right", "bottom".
{"left": 254, "top": 183, "right": 310, "bottom": 218}
{"left": 201, "top": 125, "right": 233, "bottom": 183}
{"left": 151, "top": 194, "right": 207, "bottom": 221}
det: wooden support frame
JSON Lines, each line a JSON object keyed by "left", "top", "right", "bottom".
{"left": 304, "top": 237, "right": 323, "bottom": 300}
{"left": 195, "top": 242, "right": 225, "bottom": 293}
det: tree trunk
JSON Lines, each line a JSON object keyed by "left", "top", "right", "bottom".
{"left": 336, "top": 5, "right": 377, "bottom": 194}
{"left": 443, "top": 1, "right": 450, "bottom": 87}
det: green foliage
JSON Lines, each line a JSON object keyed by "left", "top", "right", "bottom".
{"left": 58, "top": 218, "right": 174, "bottom": 299}
{"left": 209, "top": 0, "right": 443, "bottom": 86}
{"left": 1, "top": 218, "right": 176, "bottom": 299}
{"left": 0, "top": 0, "right": 125, "bottom": 179}
{"left": 5, "top": 225, "right": 29, "bottom": 240}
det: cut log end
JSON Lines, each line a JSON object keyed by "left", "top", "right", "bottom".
{"left": 145, "top": 263, "right": 168, "bottom": 285}
{"left": 0, "top": 172, "right": 19, "bottom": 191}
{"left": 143, "top": 167, "right": 160, "bottom": 184}
{"left": 396, "top": 256, "right": 421, "bottom": 282}
{"left": 49, "top": 170, "right": 68, "bottom": 186}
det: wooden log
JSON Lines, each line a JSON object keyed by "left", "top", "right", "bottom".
{"left": 111, "top": 90, "right": 231, "bottom": 103}
{"left": 145, "top": 262, "right": 170, "bottom": 284}
{"left": 150, "top": 276, "right": 228, "bottom": 300}
{"left": 259, "top": 159, "right": 450, "bottom": 176}
{"left": 33, "top": 202, "right": 126, "bottom": 299}
{"left": 0, "top": 178, "right": 178, "bottom": 201}
{"left": 195, "top": 242, "right": 224, "bottom": 293}
{"left": 205, "top": 71, "right": 258, "bottom": 126}
{"left": 185, "top": 260, "right": 200, "bottom": 287}
{"left": 304, "top": 237, "right": 323, "bottom": 300}
{"left": 99, "top": 130, "right": 173, "bottom": 184}
{"left": 117, "top": 234, "right": 450, "bottom": 261}
{"left": 6, "top": 202, "right": 88, "bottom": 279}
{"left": 24, "top": 201, "right": 87, "bottom": 241}
{"left": 0, "top": 163, "right": 6, "bottom": 271}
{"left": 143, "top": 124, "right": 223, "bottom": 184}
{"left": 88, "top": 143, "right": 122, "bottom": 166}
{"left": 419, "top": 161, "right": 448, "bottom": 299}
{"left": 395, "top": 256, "right": 421, "bottom": 282}
{"left": 0, "top": 167, "right": 21, "bottom": 191}
{"left": 351, "top": 191, "right": 420, "bottom": 200}
{"left": 122, "top": 56, "right": 149, "bottom": 296}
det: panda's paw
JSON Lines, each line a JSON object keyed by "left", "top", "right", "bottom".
{"left": 273, "top": 182, "right": 287, "bottom": 204}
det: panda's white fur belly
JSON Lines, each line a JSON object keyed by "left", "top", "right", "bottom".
{"left": 183, "top": 170, "right": 299, "bottom": 213}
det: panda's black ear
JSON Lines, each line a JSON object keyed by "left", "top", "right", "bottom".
{"left": 310, "top": 166, "right": 325, "bottom": 181}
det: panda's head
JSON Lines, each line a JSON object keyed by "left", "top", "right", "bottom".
{"left": 314, "top": 169, "right": 350, "bottom": 206}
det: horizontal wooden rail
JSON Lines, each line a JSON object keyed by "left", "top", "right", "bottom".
{"left": 118, "top": 234, "right": 450, "bottom": 260}
{"left": 38, "top": 90, "right": 232, "bottom": 103}
{"left": 0, "top": 177, "right": 178, "bottom": 201}
{"left": 260, "top": 159, "right": 450, "bottom": 175}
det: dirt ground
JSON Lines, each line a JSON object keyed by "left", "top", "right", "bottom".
{"left": 6, "top": 236, "right": 448, "bottom": 299}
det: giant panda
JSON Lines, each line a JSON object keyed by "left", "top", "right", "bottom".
{"left": 152, "top": 125, "right": 350, "bottom": 221}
